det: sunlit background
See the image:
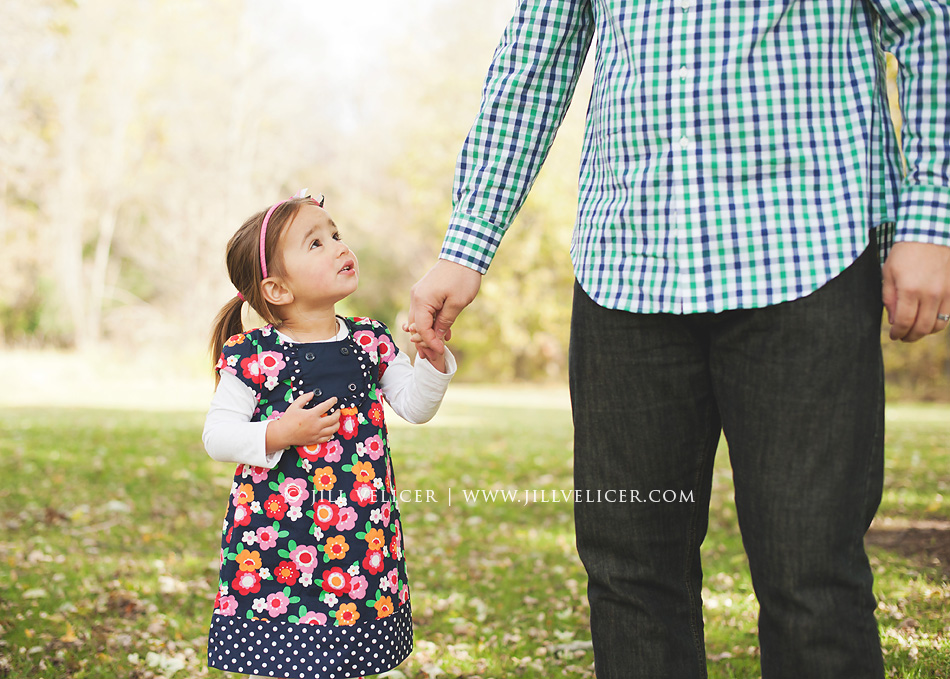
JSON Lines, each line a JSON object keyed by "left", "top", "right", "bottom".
{"left": 1, "top": 0, "right": 946, "bottom": 399}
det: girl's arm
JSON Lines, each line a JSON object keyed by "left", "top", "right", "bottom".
{"left": 378, "top": 349, "right": 457, "bottom": 424}
{"left": 202, "top": 371, "right": 283, "bottom": 468}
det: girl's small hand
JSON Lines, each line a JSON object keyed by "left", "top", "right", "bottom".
{"left": 265, "top": 394, "right": 341, "bottom": 453}
{"left": 404, "top": 323, "right": 448, "bottom": 373}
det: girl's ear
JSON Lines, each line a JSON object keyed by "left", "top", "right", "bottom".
{"left": 261, "top": 277, "right": 294, "bottom": 307}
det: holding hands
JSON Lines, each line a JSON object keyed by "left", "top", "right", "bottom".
{"left": 405, "top": 259, "right": 483, "bottom": 373}
{"left": 265, "top": 394, "right": 340, "bottom": 454}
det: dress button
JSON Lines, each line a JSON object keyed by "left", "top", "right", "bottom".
{"left": 348, "top": 383, "right": 357, "bottom": 392}
{"left": 305, "top": 352, "right": 315, "bottom": 361}
{"left": 340, "top": 347, "right": 350, "bottom": 356}
{"left": 314, "top": 388, "right": 323, "bottom": 397}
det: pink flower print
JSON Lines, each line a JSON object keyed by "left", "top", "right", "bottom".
{"left": 279, "top": 478, "right": 309, "bottom": 507}
{"left": 358, "top": 435, "right": 385, "bottom": 461}
{"left": 255, "top": 526, "right": 278, "bottom": 550}
{"left": 349, "top": 575, "right": 369, "bottom": 600}
{"left": 380, "top": 502, "right": 392, "bottom": 527}
{"left": 242, "top": 465, "right": 270, "bottom": 483}
{"left": 257, "top": 351, "right": 286, "bottom": 376}
{"left": 335, "top": 506, "right": 357, "bottom": 532}
{"left": 216, "top": 595, "right": 239, "bottom": 616}
{"left": 323, "top": 440, "right": 344, "bottom": 464}
{"left": 381, "top": 568, "right": 399, "bottom": 594}
{"left": 299, "top": 611, "right": 328, "bottom": 625}
{"left": 376, "top": 334, "right": 396, "bottom": 363}
{"left": 290, "top": 545, "right": 319, "bottom": 574}
{"left": 399, "top": 583, "right": 409, "bottom": 605}
{"left": 352, "top": 330, "right": 379, "bottom": 354}
{"left": 265, "top": 591, "right": 290, "bottom": 617}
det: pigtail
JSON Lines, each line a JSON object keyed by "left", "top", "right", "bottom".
{"left": 210, "top": 296, "right": 246, "bottom": 386}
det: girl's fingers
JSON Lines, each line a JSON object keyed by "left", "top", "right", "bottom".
{"left": 310, "top": 396, "right": 338, "bottom": 416}
{"left": 287, "top": 391, "right": 315, "bottom": 411}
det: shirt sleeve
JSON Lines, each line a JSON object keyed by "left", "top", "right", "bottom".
{"left": 378, "top": 348, "right": 457, "bottom": 425}
{"left": 202, "top": 371, "right": 284, "bottom": 469}
{"left": 440, "top": 0, "right": 595, "bottom": 273}
{"left": 866, "top": 0, "right": 950, "bottom": 246}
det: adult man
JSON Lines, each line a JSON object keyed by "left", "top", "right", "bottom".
{"left": 408, "top": 1, "right": 950, "bottom": 676}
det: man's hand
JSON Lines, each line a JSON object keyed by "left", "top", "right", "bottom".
{"left": 882, "top": 241, "right": 950, "bottom": 342}
{"left": 407, "top": 259, "right": 482, "bottom": 360}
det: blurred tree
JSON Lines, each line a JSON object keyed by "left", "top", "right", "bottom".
{"left": 0, "top": 0, "right": 945, "bottom": 392}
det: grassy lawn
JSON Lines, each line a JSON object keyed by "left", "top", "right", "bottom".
{"left": 0, "top": 390, "right": 948, "bottom": 678}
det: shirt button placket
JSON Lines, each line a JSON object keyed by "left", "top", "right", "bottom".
{"left": 671, "top": 0, "right": 693, "bottom": 313}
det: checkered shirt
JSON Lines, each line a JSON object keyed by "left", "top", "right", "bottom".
{"left": 440, "top": 0, "right": 950, "bottom": 313}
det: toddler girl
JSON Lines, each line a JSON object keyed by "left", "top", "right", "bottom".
{"left": 203, "top": 190, "right": 455, "bottom": 679}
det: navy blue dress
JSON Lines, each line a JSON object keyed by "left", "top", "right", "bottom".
{"left": 207, "top": 317, "right": 412, "bottom": 679}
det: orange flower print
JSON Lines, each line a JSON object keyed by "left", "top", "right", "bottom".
{"left": 365, "top": 528, "right": 385, "bottom": 551}
{"left": 336, "top": 603, "right": 360, "bottom": 626}
{"left": 313, "top": 467, "right": 337, "bottom": 491}
{"left": 224, "top": 333, "right": 246, "bottom": 347}
{"left": 351, "top": 461, "right": 376, "bottom": 483}
{"left": 236, "top": 549, "right": 262, "bottom": 572}
{"left": 374, "top": 596, "right": 394, "bottom": 619}
{"left": 324, "top": 535, "right": 349, "bottom": 560}
{"left": 233, "top": 483, "right": 254, "bottom": 506}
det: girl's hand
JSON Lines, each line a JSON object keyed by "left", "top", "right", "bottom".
{"left": 265, "top": 394, "right": 340, "bottom": 453}
{"left": 404, "top": 323, "right": 448, "bottom": 373}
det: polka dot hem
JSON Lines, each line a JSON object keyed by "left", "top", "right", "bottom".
{"left": 208, "top": 602, "right": 412, "bottom": 679}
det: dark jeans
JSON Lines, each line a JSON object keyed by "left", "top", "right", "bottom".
{"left": 570, "top": 242, "right": 885, "bottom": 679}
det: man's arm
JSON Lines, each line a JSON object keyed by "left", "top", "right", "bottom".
{"left": 410, "top": 1, "right": 595, "bottom": 350}
{"left": 866, "top": 0, "right": 950, "bottom": 340}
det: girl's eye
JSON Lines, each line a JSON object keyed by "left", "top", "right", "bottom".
{"left": 332, "top": 232, "right": 341, "bottom": 241}
{"left": 310, "top": 239, "right": 321, "bottom": 249}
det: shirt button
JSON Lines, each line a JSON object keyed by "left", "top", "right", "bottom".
{"left": 679, "top": 66, "right": 689, "bottom": 80}
{"left": 348, "top": 383, "right": 357, "bottom": 392}
{"left": 305, "top": 352, "right": 316, "bottom": 361}
{"left": 679, "top": 136, "right": 690, "bottom": 149}
{"left": 680, "top": 0, "right": 690, "bottom": 9}
{"left": 340, "top": 347, "right": 350, "bottom": 356}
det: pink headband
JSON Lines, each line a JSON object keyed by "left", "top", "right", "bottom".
{"left": 258, "top": 188, "right": 325, "bottom": 279}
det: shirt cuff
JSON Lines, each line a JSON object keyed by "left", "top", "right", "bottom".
{"left": 440, "top": 212, "right": 506, "bottom": 274}
{"left": 894, "top": 183, "right": 950, "bottom": 248}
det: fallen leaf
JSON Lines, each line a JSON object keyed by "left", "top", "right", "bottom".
{"left": 60, "top": 623, "right": 78, "bottom": 643}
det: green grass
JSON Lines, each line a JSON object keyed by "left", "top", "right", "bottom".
{"left": 0, "top": 396, "right": 948, "bottom": 678}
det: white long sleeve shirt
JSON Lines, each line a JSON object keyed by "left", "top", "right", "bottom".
{"left": 203, "top": 321, "right": 456, "bottom": 468}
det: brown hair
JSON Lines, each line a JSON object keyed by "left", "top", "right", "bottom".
{"left": 209, "top": 198, "right": 311, "bottom": 383}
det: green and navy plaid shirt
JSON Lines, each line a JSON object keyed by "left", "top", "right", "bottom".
{"left": 440, "top": 0, "right": 950, "bottom": 314}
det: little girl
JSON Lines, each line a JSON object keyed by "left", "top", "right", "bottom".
{"left": 202, "top": 190, "right": 455, "bottom": 679}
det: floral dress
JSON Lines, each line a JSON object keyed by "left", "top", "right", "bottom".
{"left": 207, "top": 317, "right": 412, "bottom": 679}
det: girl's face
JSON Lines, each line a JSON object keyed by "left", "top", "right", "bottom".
{"left": 277, "top": 203, "right": 359, "bottom": 309}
